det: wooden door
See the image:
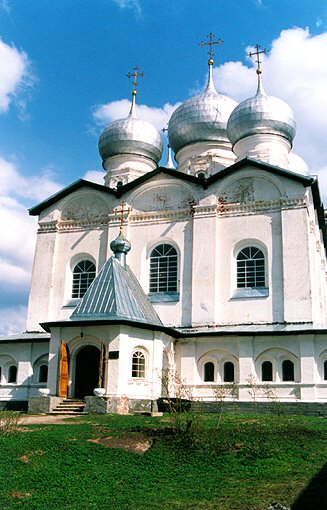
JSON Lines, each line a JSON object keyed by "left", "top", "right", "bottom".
{"left": 98, "top": 341, "right": 106, "bottom": 388}
{"left": 58, "top": 340, "right": 69, "bottom": 398}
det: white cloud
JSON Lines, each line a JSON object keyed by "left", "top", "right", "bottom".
{"left": 83, "top": 170, "right": 104, "bottom": 185}
{"left": 93, "top": 99, "right": 181, "bottom": 131}
{"left": 0, "top": 306, "right": 28, "bottom": 336}
{"left": 0, "top": 157, "right": 61, "bottom": 202}
{"left": 0, "top": 156, "right": 62, "bottom": 334}
{"left": 112, "top": 0, "right": 141, "bottom": 17}
{"left": 0, "top": 37, "right": 34, "bottom": 115}
{"left": 215, "top": 27, "right": 327, "bottom": 200}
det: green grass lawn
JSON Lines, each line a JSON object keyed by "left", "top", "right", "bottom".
{"left": 0, "top": 413, "right": 326, "bottom": 509}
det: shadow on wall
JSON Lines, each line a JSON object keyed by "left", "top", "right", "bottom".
{"left": 291, "top": 462, "right": 327, "bottom": 509}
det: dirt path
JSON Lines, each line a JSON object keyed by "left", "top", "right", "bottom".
{"left": 20, "top": 414, "right": 86, "bottom": 425}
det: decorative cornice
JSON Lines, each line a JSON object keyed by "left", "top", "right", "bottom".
{"left": 37, "top": 197, "right": 307, "bottom": 232}
{"left": 129, "top": 209, "right": 193, "bottom": 225}
{"left": 38, "top": 217, "right": 110, "bottom": 233}
{"left": 216, "top": 197, "right": 306, "bottom": 217}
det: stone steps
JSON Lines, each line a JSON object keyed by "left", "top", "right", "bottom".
{"left": 50, "top": 399, "right": 86, "bottom": 415}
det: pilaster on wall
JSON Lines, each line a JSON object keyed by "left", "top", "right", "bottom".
{"left": 238, "top": 338, "right": 255, "bottom": 400}
{"left": 179, "top": 341, "right": 196, "bottom": 386}
{"left": 191, "top": 204, "right": 217, "bottom": 326}
{"left": 26, "top": 231, "right": 57, "bottom": 331}
{"left": 281, "top": 207, "right": 312, "bottom": 322}
{"left": 299, "top": 334, "right": 316, "bottom": 400}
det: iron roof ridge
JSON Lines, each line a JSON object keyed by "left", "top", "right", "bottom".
{"left": 206, "top": 157, "right": 315, "bottom": 186}
{"left": 29, "top": 178, "right": 116, "bottom": 216}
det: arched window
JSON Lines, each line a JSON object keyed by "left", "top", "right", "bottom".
{"left": 324, "top": 360, "right": 327, "bottom": 381}
{"left": 237, "top": 246, "right": 265, "bottom": 288}
{"left": 204, "top": 362, "right": 215, "bottom": 382}
{"left": 132, "top": 350, "right": 146, "bottom": 378}
{"left": 223, "top": 362, "right": 235, "bottom": 382}
{"left": 282, "top": 360, "right": 294, "bottom": 382}
{"left": 72, "top": 260, "right": 96, "bottom": 298}
{"left": 261, "top": 361, "right": 273, "bottom": 382}
{"left": 39, "top": 364, "right": 48, "bottom": 384}
{"left": 149, "top": 244, "right": 178, "bottom": 293}
{"left": 8, "top": 365, "right": 17, "bottom": 383}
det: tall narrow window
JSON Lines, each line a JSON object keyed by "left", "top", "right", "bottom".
{"left": 72, "top": 260, "right": 96, "bottom": 298}
{"left": 324, "top": 360, "right": 327, "bottom": 381}
{"left": 204, "top": 362, "right": 215, "bottom": 382}
{"left": 39, "top": 364, "right": 48, "bottom": 383}
{"left": 149, "top": 244, "right": 178, "bottom": 293}
{"left": 282, "top": 360, "right": 294, "bottom": 382}
{"left": 237, "top": 246, "right": 265, "bottom": 288}
{"left": 8, "top": 365, "right": 17, "bottom": 383}
{"left": 261, "top": 361, "right": 273, "bottom": 382}
{"left": 132, "top": 350, "right": 146, "bottom": 378}
{"left": 223, "top": 362, "right": 235, "bottom": 382}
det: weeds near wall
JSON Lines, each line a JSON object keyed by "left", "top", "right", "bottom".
{"left": 160, "top": 368, "right": 205, "bottom": 447}
{"left": 0, "top": 411, "right": 22, "bottom": 436}
{"left": 213, "top": 383, "right": 238, "bottom": 428}
{"left": 246, "top": 373, "right": 259, "bottom": 402}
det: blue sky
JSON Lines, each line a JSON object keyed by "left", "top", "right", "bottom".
{"left": 1, "top": 0, "right": 327, "bottom": 334}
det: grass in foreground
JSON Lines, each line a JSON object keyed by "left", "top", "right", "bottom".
{"left": 0, "top": 413, "right": 326, "bottom": 510}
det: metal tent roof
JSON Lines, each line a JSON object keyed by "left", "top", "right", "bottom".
{"left": 70, "top": 256, "right": 162, "bottom": 327}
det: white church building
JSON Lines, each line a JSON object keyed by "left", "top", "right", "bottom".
{"left": 1, "top": 41, "right": 327, "bottom": 413}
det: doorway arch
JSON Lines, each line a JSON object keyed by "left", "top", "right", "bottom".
{"left": 75, "top": 345, "right": 100, "bottom": 398}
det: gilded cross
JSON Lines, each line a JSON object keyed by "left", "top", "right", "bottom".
{"left": 126, "top": 66, "right": 144, "bottom": 95}
{"left": 114, "top": 201, "right": 131, "bottom": 235}
{"left": 248, "top": 44, "right": 268, "bottom": 74}
{"left": 199, "top": 32, "right": 223, "bottom": 64}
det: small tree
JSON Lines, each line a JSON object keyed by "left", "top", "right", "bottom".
{"left": 213, "top": 383, "right": 238, "bottom": 428}
{"left": 246, "top": 373, "right": 259, "bottom": 402}
{"left": 160, "top": 368, "right": 204, "bottom": 447}
{"left": 0, "top": 411, "right": 22, "bottom": 436}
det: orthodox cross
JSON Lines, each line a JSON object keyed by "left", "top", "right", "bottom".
{"left": 248, "top": 44, "right": 268, "bottom": 75}
{"left": 162, "top": 125, "right": 171, "bottom": 149}
{"left": 127, "top": 65, "right": 144, "bottom": 96}
{"left": 199, "top": 32, "right": 223, "bottom": 64}
{"left": 114, "top": 201, "right": 131, "bottom": 235}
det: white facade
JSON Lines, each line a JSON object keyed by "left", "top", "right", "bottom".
{"left": 1, "top": 59, "right": 327, "bottom": 412}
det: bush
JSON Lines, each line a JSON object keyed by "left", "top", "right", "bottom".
{"left": 0, "top": 411, "right": 22, "bottom": 436}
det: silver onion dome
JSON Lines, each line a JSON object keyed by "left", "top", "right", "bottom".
{"left": 168, "top": 65, "right": 237, "bottom": 155}
{"left": 110, "top": 232, "right": 131, "bottom": 255}
{"left": 227, "top": 79, "right": 296, "bottom": 146}
{"left": 98, "top": 96, "right": 163, "bottom": 164}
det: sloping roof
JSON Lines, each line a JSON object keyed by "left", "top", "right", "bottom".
{"left": 29, "top": 160, "right": 316, "bottom": 216}
{"left": 177, "top": 322, "right": 327, "bottom": 337}
{"left": 29, "top": 179, "right": 116, "bottom": 216}
{"left": 206, "top": 157, "right": 315, "bottom": 187}
{"left": 69, "top": 256, "right": 162, "bottom": 326}
{"left": 0, "top": 332, "right": 50, "bottom": 343}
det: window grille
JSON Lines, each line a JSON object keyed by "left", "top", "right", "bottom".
{"left": 149, "top": 244, "right": 178, "bottom": 293}
{"left": 132, "top": 350, "right": 146, "bottom": 378}
{"left": 204, "top": 362, "right": 215, "bottom": 382}
{"left": 237, "top": 247, "right": 265, "bottom": 288}
{"left": 72, "top": 260, "right": 96, "bottom": 298}
{"left": 223, "top": 362, "right": 235, "bottom": 382}
{"left": 261, "top": 361, "right": 273, "bottom": 381}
